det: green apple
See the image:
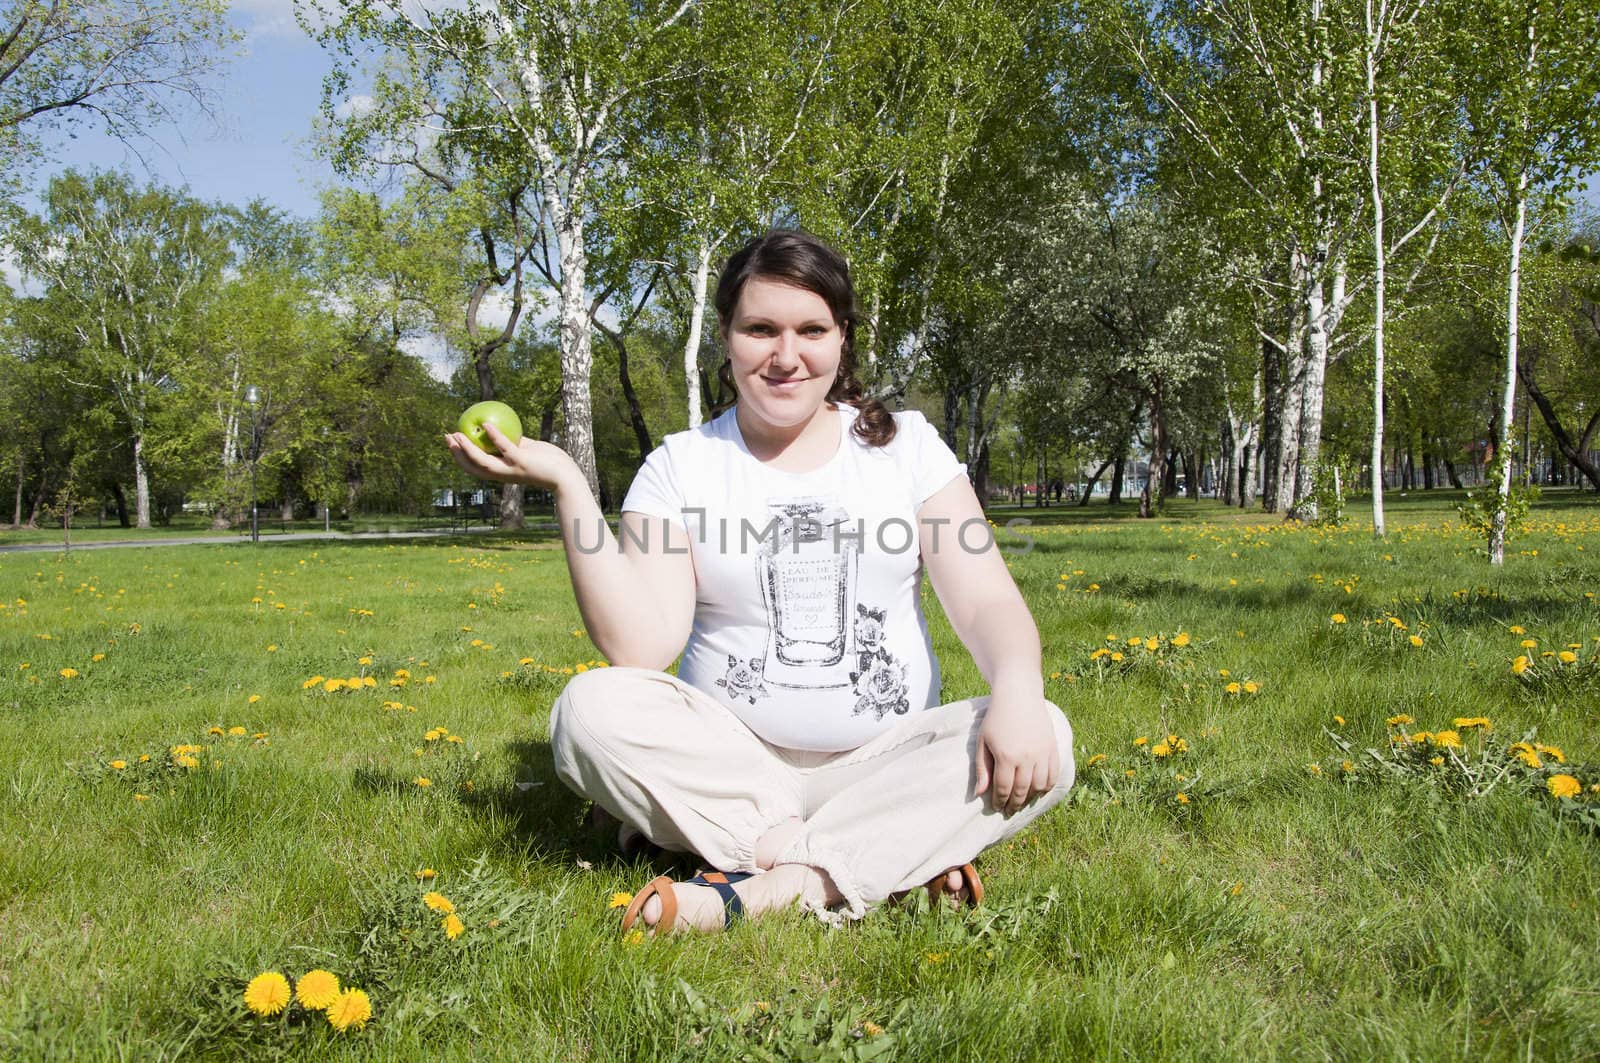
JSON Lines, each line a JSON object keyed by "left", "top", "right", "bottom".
{"left": 457, "top": 400, "right": 524, "bottom": 452}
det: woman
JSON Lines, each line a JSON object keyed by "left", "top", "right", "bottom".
{"left": 445, "top": 230, "right": 1074, "bottom": 933}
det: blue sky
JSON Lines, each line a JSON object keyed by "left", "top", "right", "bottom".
{"left": 34, "top": 1, "right": 334, "bottom": 221}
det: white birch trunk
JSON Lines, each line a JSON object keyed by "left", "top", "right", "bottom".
{"left": 1489, "top": 181, "right": 1527, "bottom": 566}
{"left": 684, "top": 236, "right": 712, "bottom": 428}
{"left": 555, "top": 210, "right": 599, "bottom": 498}
{"left": 1275, "top": 254, "right": 1310, "bottom": 515}
{"left": 1366, "top": 0, "right": 1388, "bottom": 538}
{"left": 1241, "top": 372, "right": 1261, "bottom": 507}
{"left": 1295, "top": 275, "right": 1329, "bottom": 519}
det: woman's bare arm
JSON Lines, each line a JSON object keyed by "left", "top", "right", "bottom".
{"left": 445, "top": 423, "right": 694, "bottom": 669}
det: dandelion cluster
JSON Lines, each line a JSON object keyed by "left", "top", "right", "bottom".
{"left": 242, "top": 968, "right": 373, "bottom": 1033}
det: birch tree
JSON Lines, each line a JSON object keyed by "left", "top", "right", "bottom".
{"left": 1449, "top": 0, "right": 1600, "bottom": 562}
{"left": 308, "top": 0, "right": 700, "bottom": 500}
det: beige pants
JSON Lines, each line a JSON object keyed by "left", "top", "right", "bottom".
{"left": 549, "top": 667, "right": 1075, "bottom": 921}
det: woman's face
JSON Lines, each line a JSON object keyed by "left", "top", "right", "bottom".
{"left": 724, "top": 277, "right": 843, "bottom": 431}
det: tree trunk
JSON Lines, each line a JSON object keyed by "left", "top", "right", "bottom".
{"left": 280, "top": 496, "right": 295, "bottom": 522}
{"left": 1109, "top": 455, "right": 1125, "bottom": 505}
{"left": 554, "top": 205, "right": 600, "bottom": 499}
{"left": 974, "top": 437, "right": 991, "bottom": 507}
{"left": 1079, "top": 459, "right": 1111, "bottom": 505}
{"left": 1443, "top": 454, "right": 1463, "bottom": 489}
{"left": 1292, "top": 262, "right": 1330, "bottom": 519}
{"left": 1261, "top": 333, "right": 1284, "bottom": 511}
{"left": 1139, "top": 390, "right": 1169, "bottom": 519}
{"left": 1185, "top": 451, "right": 1200, "bottom": 501}
{"left": 1366, "top": 0, "right": 1387, "bottom": 538}
{"left": 683, "top": 236, "right": 712, "bottom": 429}
{"left": 606, "top": 327, "right": 654, "bottom": 465}
{"left": 1490, "top": 184, "right": 1528, "bottom": 565}
{"left": 12, "top": 450, "right": 24, "bottom": 527}
{"left": 1519, "top": 359, "right": 1600, "bottom": 491}
{"left": 133, "top": 431, "right": 151, "bottom": 529}
{"left": 1220, "top": 417, "right": 1237, "bottom": 504}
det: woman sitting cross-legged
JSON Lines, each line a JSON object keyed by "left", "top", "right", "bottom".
{"left": 445, "top": 229, "right": 1075, "bottom": 933}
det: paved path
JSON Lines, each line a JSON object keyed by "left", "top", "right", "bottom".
{"left": 0, "top": 526, "right": 562, "bottom": 554}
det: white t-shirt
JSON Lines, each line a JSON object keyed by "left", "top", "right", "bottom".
{"left": 621, "top": 403, "right": 967, "bottom": 752}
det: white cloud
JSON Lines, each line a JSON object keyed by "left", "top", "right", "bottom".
{"left": 334, "top": 94, "right": 377, "bottom": 120}
{"left": 399, "top": 333, "right": 455, "bottom": 382}
{"left": 0, "top": 248, "right": 43, "bottom": 297}
{"left": 230, "top": 0, "right": 318, "bottom": 42}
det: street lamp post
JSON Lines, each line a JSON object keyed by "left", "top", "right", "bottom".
{"left": 245, "top": 385, "right": 261, "bottom": 543}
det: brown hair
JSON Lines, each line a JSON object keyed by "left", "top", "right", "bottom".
{"left": 712, "top": 229, "right": 896, "bottom": 447}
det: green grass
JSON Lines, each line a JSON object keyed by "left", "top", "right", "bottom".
{"left": 2, "top": 492, "right": 1598, "bottom": 1060}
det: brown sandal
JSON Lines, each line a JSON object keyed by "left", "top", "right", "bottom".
{"left": 618, "top": 870, "right": 755, "bottom": 936}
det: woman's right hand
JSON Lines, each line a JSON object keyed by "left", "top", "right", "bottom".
{"left": 444, "top": 422, "right": 579, "bottom": 493}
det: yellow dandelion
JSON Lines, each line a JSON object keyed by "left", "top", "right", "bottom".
{"left": 623, "top": 929, "right": 645, "bottom": 946}
{"left": 91, "top": 653, "right": 105, "bottom": 662}
{"left": 1433, "top": 731, "right": 1462, "bottom": 749}
{"left": 1307, "top": 764, "right": 1322, "bottom": 775}
{"left": 1173, "top": 632, "right": 1190, "bottom": 647}
{"left": 110, "top": 760, "right": 127, "bottom": 770}
{"left": 325, "top": 988, "right": 372, "bottom": 1032}
{"left": 442, "top": 914, "right": 465, "bottom": 939}
{"left": 229, "top": 726, "right": 246, "bottom": 736}
{"left": 1225, "top": 682, "right": 1241, "bottom": 695}
{"left": 208, "top": 726, "right": 225, "bottom": 736}
{"left": 1520, "top": 638, "right": 1537, "bottom": 648}
{"left": 1535, "top": 744, "right": 1566, "bottom": 764}
{"left": 243, "top": 971, "right": 291, "bottom": 1017}
{"left": 1085, "top": 753, "right": 1107, "bottom": 768}
{"left": 295, "top": 969, "right": 341, "bottom": 1010}
{"left": 303, "top": 675, "right": 325, "bottom": 689}
{"left": 59, "top": 668, "right": 79, "bottom": 679}
{"left": 323, "top": 678, "right": 345, "bottom": 693}
{"left": 422, "top": 891, "right": 454, "bottom": 913}
{"left": 1386, "top": 714, "right": 1413, "bottom": 726}
{"left": 175, "top": 754, "right": 199, "bottom": 770}
{"left": 1453, "top": 717, "right": 1492, "bottom": 731}
{"left": 1512, "top": 656, "right": 1530, "bottom": 675}
{"left": 1174, "top": 792, "right": 1189, "bottom": 804}
{"left": 1110, "top": 652, "right": 1124, "bottom": 662}
{"left": 358, "top": 656, "right": 373, "bottom": 665}
{"left": 1548, "top": 775, "right": 1581, "bottom": 800}
{"left": 413, "top": 777, "right": 432, "bottom": 788}
{"left": 1408, "top": 635, "right": 1424, "bottom": 647}
{"left": 1218, "top": 669, "right": 1230, "bottom": 677}
{"left": 1515, "top": 749, "right": 1543, "bottom": 769}
{"left": 1558, "top": 651, "right": 1577, "bottom": 664}
{"left": 247, "top": 694, "right": 261, "bottom": 704}
{"left": 1509, "top": 625, "right": 1526, "bottom": 635}
{"left": 133, "top": 793, "right": 150, "bottom": 802}
{"left": 1331, "top": 614, "right": 1347, "bottom": 624}
{"left": 1151, "top": 742, "right": 1172, "bottom": 758}
{"left": 1133, "top": 735, "right": 1149, "bottom": 747}
{"left": 1333, "top": 715, "right": 1346, "bottom": 727}
{"left": 1144, "top": 637, "right": 1159, "bottom": 651}
{"left": 415, "top": 868, "right": 436, "bottom": 880}
{"left": 609, "top": 892, "right": 634, "bottom": 909}
{"left": 1430, "top": 756, "right": 1444, "bottom": 766}
{"left": 1243, "top": 681, "right": 1260, "bottom": 694}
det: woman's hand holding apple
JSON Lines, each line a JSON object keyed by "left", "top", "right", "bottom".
{"left": 444, "top": 422, "right": 583, "bottom": 495}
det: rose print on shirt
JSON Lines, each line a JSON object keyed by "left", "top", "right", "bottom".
{"left": 853, "top": 604, "right": 886, "bottom": 656}
{"left": 850, "top": 648, "right": 910, "bottom": 720}
{"left": 716, "top": 654, "right": 769, "bottom": 705}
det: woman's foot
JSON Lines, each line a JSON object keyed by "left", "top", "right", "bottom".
{"left": 890, "top": 864, "right": 981, "bottom": 907}
{"left": 636, "top": 864, "right": 841, "bottom": 932}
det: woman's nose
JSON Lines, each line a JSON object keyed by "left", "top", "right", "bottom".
{"left": 769, "top": 331, "right": 799, "bottom": 366}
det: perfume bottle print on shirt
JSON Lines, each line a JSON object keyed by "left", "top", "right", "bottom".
{"left": 757, "top": 496, "right": 856, "bottom": 690}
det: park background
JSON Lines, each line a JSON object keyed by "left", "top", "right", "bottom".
{"left": 2, "top": 0, "right": 1600, "bottom": 1059}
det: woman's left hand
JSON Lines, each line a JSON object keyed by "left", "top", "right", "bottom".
{"left": 974, "top": 689, "right": 1060, "bottom": 816}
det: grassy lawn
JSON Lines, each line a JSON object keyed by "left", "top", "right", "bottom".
{"left": 2, "top": 491, "right": 1598, "bottom": 1059}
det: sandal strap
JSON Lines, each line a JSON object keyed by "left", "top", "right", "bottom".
{"left": 688, "top": 870, "right": 756, "bottom": 928}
